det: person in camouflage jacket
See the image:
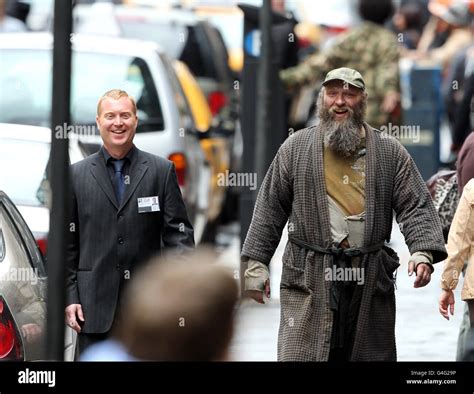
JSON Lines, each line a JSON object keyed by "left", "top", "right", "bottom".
{"left": 281, "top": 0, "right": 401, "bottom": 129}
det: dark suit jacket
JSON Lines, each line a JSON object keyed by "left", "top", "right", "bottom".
{"left": 66, "top": 147, "right": 194, "bottom": 333}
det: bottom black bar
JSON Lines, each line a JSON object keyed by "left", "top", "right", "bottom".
{"left": 0, "top": 362, "right": 473, "bottom": 392}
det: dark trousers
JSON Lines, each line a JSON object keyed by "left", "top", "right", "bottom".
{"left": 468, "top": 300, "right": 474, "bottom": 328}
{"left": 328, "top": 347, "right": 348, "bottom": 362}
{"left": 75, "top": 332, "right": 110, "bottom": 360}
{"left": 75, "top": 280, "right": 127, "bottom": 360}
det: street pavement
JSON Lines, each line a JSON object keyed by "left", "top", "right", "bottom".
{"left": 220, "top": 222, "right": 463, "bottom": 361}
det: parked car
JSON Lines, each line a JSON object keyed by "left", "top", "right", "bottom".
{"left": 192, "top": 5, "right": 244, "bottom": 74}
{"left": 0, "top": 123, "right": 93, "bottom": 361}
{"left": 0, "top": 123, "right": 86, "bottom": 257}
{"left": 173, "top": 60, "right": 230, "bottom": 235}
{"left": 0, "top": 190, "right": 47, "bottom": 360}
{"left": 76, "top": 3, "right": 236, "bottom": 114}
{"left": 0, "top": 33, "right": 210, "bottom": 242}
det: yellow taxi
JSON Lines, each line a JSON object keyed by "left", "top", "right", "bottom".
{"left": 173, "top": 60, "right": 231, "bottom": 225}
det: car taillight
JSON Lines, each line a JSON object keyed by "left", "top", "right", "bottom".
{"left": 325, "top": 26, "right": 348, "bottom": 35}
{"left": 0, "top": 297, "right": 23, "bottom": 360}
{"left": 208, "top": 91, "right": 227, "bottom": 116}
{"left": 297, "top": 36, "right": 312, "bottom": 49}
{"left": 168, "top": 153, "right": 187, "bottom": 187}
{"left": 35, "top": 235, "right": 48, "bottom": 257}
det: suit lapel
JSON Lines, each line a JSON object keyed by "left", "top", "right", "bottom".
{"left": 89, "top": 153, "right": 118, "bottom": 210}
{"left": 118, "top": 149, "right": 149, "bottom": 213}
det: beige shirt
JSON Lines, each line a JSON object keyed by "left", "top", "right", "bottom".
{"left": 323, "top": 141, "right": 366, "bottom": 216}
{"left": 441, "top": 179, "right": 474, "bottom": 300}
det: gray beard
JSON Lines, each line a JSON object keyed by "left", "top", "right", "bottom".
{"left": 319, "top": 101, "right": 365, "bottom": 158}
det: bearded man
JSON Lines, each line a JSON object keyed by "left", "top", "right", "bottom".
{"left": 241, "top": 67, "right": 447, "bottom": 361}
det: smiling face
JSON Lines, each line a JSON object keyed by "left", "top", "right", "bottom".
{"left": 96, "top": 97, "right": 138, "bottom": 157}
{"left": 318, "top": 80, "right": 367, "bottom": 158}
{"left": 322, "top": 80, "right": 365, "bottom": 122}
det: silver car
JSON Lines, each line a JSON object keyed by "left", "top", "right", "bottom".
{"left": 0, "top": 190, "right": 47, "bottom": 360}
{"left": 0, "top": 123, "right": 86, "bottom": 257}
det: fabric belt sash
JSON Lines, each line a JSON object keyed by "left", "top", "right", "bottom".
{"left": 289, "top": 235, "right": 385, "bottom": 353}
{"left": 288, "top": 235, "right": 385, "bottom": 259}
{"left": 288, "top": 235, "right": 384, "bottom": 309}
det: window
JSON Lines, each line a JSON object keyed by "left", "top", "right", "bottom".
{"left": 0, "top": 49, "right": 164, "bottom": 131}
{"left": 0, "top": 201, "right": 46, "bottom": 277}
{"left": 0, "top": 139, "right": 50, "bottom": 207}
{"left": 159, "top": 53, "right": 195, "bottom": 128}
{"left": 0, "top": 229, "right": 4, "bottom": 262}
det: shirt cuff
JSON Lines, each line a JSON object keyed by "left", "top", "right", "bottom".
{"left": 440, "top": 278, "right": 458, "bottom": 291}
{"left": 411, "top": 251, "right": 434, "bottom": 273}
{"left": 244, "top": 259, "right": 270, "bottom": 291}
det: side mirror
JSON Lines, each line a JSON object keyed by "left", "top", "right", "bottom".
{"left": 188, "top": 127, "right": 211, "bottom": 140}
{"left": 197, "top": 129, "right": 211, "bottom": 140}
{"left": 209, "top": 122, "right": 235, "bottom": 138}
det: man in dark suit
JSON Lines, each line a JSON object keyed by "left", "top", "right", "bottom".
{"left": 65, "top": 89, "right": 194, "bottom": 354}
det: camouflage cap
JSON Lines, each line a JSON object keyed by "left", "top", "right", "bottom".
{"left": 322, "top": 67, "right": 365, "bottom": 90}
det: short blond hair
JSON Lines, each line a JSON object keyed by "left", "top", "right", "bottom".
{"left": 97, "top": 89, "right": 137, "bottom": 116}
{"left": 117, "top": 250, "right": 239, "bottom": 361}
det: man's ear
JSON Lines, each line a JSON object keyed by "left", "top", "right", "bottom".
{"left": 95, "top": 116, "right": 100, "bottom": 131}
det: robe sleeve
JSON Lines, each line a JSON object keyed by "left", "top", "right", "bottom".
{"left": 241, "top": 143, "right": 293, "bottom": 265}
{"left": 391, "top": 144, "right": 448, "bottom": 264}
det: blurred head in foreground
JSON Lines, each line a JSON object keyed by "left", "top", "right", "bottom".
{"left": 116, "top": 250, "right": 239, "bottom": 361}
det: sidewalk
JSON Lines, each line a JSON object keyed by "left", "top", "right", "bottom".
{"left": 226, "top": 223, "right": 463, "bottom": 361}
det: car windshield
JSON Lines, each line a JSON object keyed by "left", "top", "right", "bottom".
{"left": 0, "top": 228, "right": 4, "bottom": 262}
{"left": 117, "top": 19, "right": 213, "bottom": 79}
{"left": 118, "top": 18, "right": 188, "bottom": 60}
{"left": 0, "top": 49, "right": 164, "bottom": 131}
{"left": 0, "top": 139, "right": 50, "bottom": 207}
{"left": 198, "top": 13, "right": 243, "bottom": 52}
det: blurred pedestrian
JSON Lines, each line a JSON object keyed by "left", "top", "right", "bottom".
{"left": 80, "top": 251, "right": 239, "bottom": 361}
{"left": 281, "top": 0, "right": 401, "bottom": 129}
{"left": 391, "top": 3, "right": 424, "bottom": 49}
{"left": 457, "top": 132, "right": 474, "bottom": 195}
{"left": 445, "top": 35, "right": 474, "bottom": 159}
{"left": 271, "top": 0, "right": 299, "bottom": 70}
{"left": 439, "top": 179, "right": 474, "bottom": 333}
{"left": 452, "top": 130, "right": 474, "bottom": 360}
{"left": 242, "top": 67, "right": 447, "bottom": 361}
{"left": 0, "top": 0, "right": 26, "bottom": 32}
{"left": 65, "top": 89, "right": 194, "bottom": 356}
{"left": 414, "top": 0, "right": 471, "bottom": 73}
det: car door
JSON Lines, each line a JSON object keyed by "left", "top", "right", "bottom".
{"left": 0, "top": 191, "right": 47, "bottom": 361}
{"left": 158, "top": 52, "right": 211, "bottom": 243}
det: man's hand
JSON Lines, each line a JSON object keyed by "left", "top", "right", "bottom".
{"left": 246, "top": 279, "right": 271, "bottom": 304}
{"left": 439, "top": 289, "right": 455, "bottom": 320}
{"left": 65, "top": 304, "right": 85, "bottom": 333}
{"left": 408, "top": 261, "right": 432, "bottom": 288}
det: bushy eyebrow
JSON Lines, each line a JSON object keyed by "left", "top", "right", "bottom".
{"left": 325, "top": 87, "right": 359, "bottom": 94}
